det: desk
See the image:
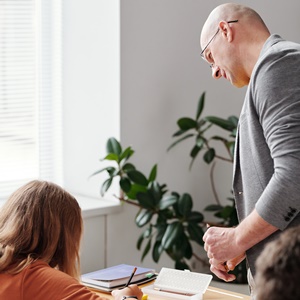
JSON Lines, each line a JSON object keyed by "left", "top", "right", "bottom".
{"left": 91, "top": 285, "right": 251, "bottom": 300}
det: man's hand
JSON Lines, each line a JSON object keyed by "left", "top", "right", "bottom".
{"left": 208, "top": 253, "right": 246, "bottom": 282}
{"left": 203, "top": 226, "right": 242, "bottom": 261}
{"left": 203, "top": 226, "right": 247, "bottom": 281}
{"left": 203, "top": 209, "right": 278, "bottom": 282}
{"left": 203, "top": 209, "right": 278, "bottom": 262}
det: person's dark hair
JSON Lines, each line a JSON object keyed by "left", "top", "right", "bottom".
{"left": 255, "top": 226, "right": 300, "bottom": 300}
{"left": 0, "top": 180, "right": 83, "bottom": 279}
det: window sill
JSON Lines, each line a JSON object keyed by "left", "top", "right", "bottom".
{"left": 0, "top": 194, "right": 122, "bottom": 218}
{"left": 75, "top": 194, "right": 122, "bottom": 218}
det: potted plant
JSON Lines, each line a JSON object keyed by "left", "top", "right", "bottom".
{"left": 92, "top": 92, "right": 247, "bottom": 283}
{"left": 167, "top": 92, "right": 239, "bottom": 229}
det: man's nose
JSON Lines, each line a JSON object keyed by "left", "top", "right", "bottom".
{"left": 212, "top": 65, "right": 222, "bottom": 79}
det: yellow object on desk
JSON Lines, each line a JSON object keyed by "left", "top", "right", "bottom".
{"left": 142, "top": 294, "right": 148, "bottom": 300}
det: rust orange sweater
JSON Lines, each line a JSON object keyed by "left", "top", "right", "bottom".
{"left": 0, "top": 260, "right": 107, "bottom": 300}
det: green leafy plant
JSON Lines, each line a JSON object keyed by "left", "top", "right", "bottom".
{"left": 93, "top": 92, "right": 247, "bottom": 283}
{"left": 92, "top": 137, "right": 206, "bottom": 270}
{"left": 168, "top": 92, "right": 239, "bottom": 228}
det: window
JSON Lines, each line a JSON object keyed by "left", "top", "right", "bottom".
{"left": 0, "top": 0, "right": 62, "bottom": 200}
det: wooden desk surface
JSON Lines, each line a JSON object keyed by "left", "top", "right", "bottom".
{"left": 91, "top": 285, "right": 251, "bottom": 300}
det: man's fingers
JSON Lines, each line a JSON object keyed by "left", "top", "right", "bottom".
{"left": 227, "top": 253, "right": 246, "bottom": 270}
{"left": 210, "top": 266, "right": 236, "bottom": 282}
{"left": 223, "top": 263, "right": 229, "bottom": 273}
{"left": 209, "top": 259, "right": 229, "bottom": 272}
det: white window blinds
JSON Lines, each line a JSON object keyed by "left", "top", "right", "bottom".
{"left": 0, "top": 0, "right": 62, "bottom": 200}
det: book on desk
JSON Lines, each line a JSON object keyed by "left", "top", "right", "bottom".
{"left": 81, "top": 264, "right": 157, "bottom": 292}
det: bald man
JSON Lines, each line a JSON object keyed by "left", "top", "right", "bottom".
{"left": 201, "top": 3, "right": 300, "bottom": 298}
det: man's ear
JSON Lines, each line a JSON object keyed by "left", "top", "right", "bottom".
{"left": 219, "top": 21, "right": 233, "bottom": 42}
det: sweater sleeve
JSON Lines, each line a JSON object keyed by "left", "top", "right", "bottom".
{"left": 22, "top": 261, "right": 108, "bottom": 300}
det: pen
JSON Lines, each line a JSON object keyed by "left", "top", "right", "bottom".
{"left": 125, "top": 267, "right": 137, "bottom": 287}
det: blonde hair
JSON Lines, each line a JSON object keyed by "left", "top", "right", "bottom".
{"left": 0, "top": 180, "right": 83, "bottom": 279}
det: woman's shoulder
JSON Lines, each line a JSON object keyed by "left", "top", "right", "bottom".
{"left": 0, "top": 260, "right": 80, "bottom": 300}
{"left": 26, "top": 260, "right": 77, "bottom": 281}
{"left": 22, "top": 260, "right": 101, "bottom": 299}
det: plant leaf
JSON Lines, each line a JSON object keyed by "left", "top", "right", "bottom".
{"left": 161, "top": 222, "right": 183, "bottom": 250}
{"left": 125, "top": 183, "right": 147, "bottom": 200}
{"left": 205, "top": 116, "right": 236, "bottom": 131}
{"left": 172, "top": 129, "right": 186, "bottom": 137}
{"left": 177, "top": 117, "right": 198, "bottom": 130}
{"left": 122, "top": 163, "right": 136, "bottom": 172}
{"left": 158, "top": 194, "right": 177, "bottom": 210}
{"left": 186, "top": 211, "right": 204, "bottom": 223}
{"left": 106, "top": 137, "right": 122, "bottom": 155}
{"left": 167, "top": 234, "right": 190, "bottom": 261}
{"left": 137, "top": 226, "right": 152, "bottom": 252}
{"left": 196, "top": 92, "right": 205, "bottom": 120}
{"left": 103, "top": 153, "right": 119, "bottom": 162}
{"left": 119, "top": 177, "right": 131, "bottom": 193}
{"left": 228, "top": 115, "right": 239, "bottom": 127}
{"left": 196, "top": 137, "right": 204, "bottom": 148}
{"left": 158, "top": 209, "right": 173, "bottom": 221}
{"left": 203, "top": 148, "right": 215, "bottom": 164}
{"left": 119, "top": 146, "right": 134, "bottom": 162}
{"left": 211, "top": 135, "right": 227, "bottom": 142}
{"left": 127, "top": 170, "right": 148, "bottom": 186}
{"left": 218, "top": 205, "right": 235, "bottom": 219}
{"left": 148, "top": 181, "right": 162, "bottom": 204}
{"left": 205, "top": 204, "right": 224, "bottom": 211}
{"left": 137, "top": 227, "right": 152, "bottom": 250}
{"left": 227, "top": 141, "right": 235, "bottom": 159}
{"left": 183, "top": 238, "right": 193, "bottom": 259}
{"left": 190, "top": 145, "right": 201, "bottom": 159}
{"left": 89, "top": 166, "right": 116, "bottom": 178}
{"left": 188, "top": 157, "right": 196, "bottom": 171}
{"left": 160, "top": 183, "right": 168, "bottom": 196}
{"left": 137, "top": 232, "right": 144, "bottom": 250}
{"left": 175, "top": 260, "right": 190, "bottom": 270}
{"left": 152, "top": 240, "right": 164, "bottom": 263}
{"left": 136, "top": 191, "right": 155, "bottom": 209}
{"left": 167, "top": 133, "right": 195, "bottom": 152}
{"left": 231, "top": 128, "right": 237, "bottom": 138}
{"left": 135, "top": 209, "right": 153, "bottom": 227}
{"left": 148, "top": 164, "right": 157, "bottom": 182}
{"left": 187, "top": 222, "right": 204, "bottom": 246}
{"left": 141, "top": 238, "right": 151, "bottom": 262}
{"left": 155, "top": 224, "right": 168, "bottom": 241}
{"left": 178, "top": 193, "right": 193, "bottom": 217}
{"left": 100, "top": 177, "right": 113, "bottom": 196}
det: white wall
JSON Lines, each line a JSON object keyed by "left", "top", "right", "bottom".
{"left": 63, "top": 0, "right": 120, "bottom": 198}
{"left": 63, "top": 0, "right": 300, "bottom": 273}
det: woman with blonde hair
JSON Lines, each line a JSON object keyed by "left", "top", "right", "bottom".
{"left": 0, "top": 180, "right": 142, "bottom": 300}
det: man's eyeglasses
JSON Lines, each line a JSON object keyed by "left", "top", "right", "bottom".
{"left": 200, "top": 20, "right": 238, "bottom": 60}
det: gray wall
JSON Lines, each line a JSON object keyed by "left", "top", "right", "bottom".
{"left": 63, "top": 0, "right": 300, "bottom": 272}
{"left": 108, "top": 0, "right": 300, "bottom": 271}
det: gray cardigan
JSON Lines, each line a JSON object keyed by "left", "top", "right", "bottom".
{"left": 233, "top": 34, "right": 300, "bottom": 276}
